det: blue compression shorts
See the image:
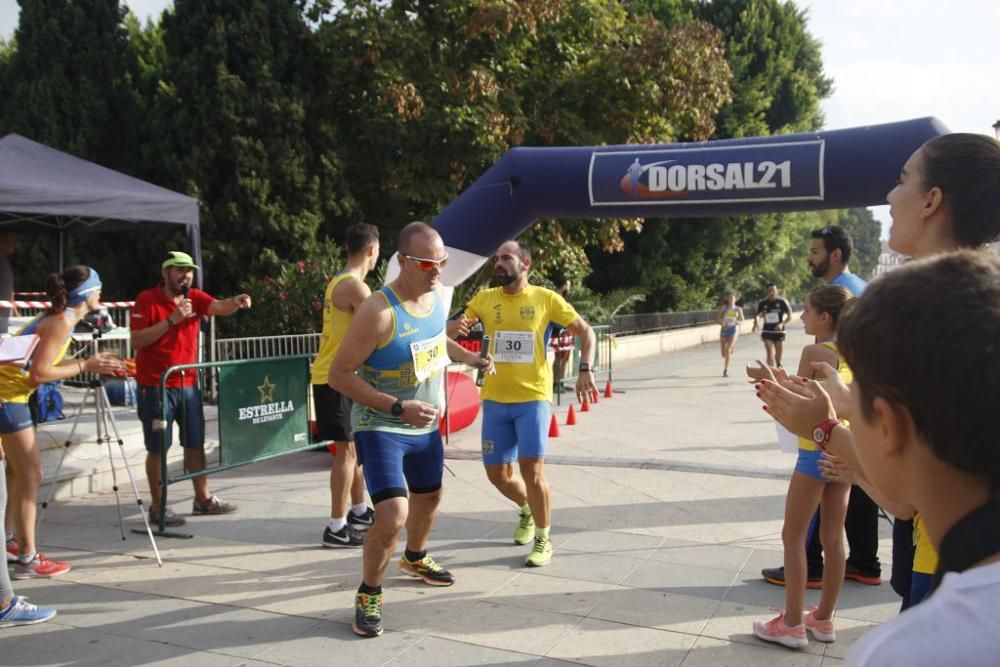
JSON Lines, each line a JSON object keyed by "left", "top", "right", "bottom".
{"left": 481, "top": 400, "right": 551, "bottom": 465}
{"left": 795, "top": 448, "right": 825, "bottom": 481}
{"left": 355, "top": 429, "right": 444, "bottom": 504}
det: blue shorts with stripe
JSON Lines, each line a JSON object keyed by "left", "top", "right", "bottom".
{"left": 481, "top": 400, "right": 551, "bottom": 465}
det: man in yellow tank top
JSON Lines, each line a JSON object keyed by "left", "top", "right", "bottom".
{"left": 311, "top": 224, "right": 380, "bottom": 548}
{"left": 460, "top": 240, "right": 597, "bottom": 568}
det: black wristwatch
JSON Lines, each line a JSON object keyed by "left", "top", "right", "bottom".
{"left": 578, "top": 362, "right": 591, "bottom": 373}
{"left": 390, "top": 399, "right": 405, "bottom": 417}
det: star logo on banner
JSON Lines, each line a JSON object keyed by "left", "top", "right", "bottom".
{"left": 257, "top": 375, "right": 276, "bottom": 404}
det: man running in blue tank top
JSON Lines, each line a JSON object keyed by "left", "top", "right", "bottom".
{"left": 329, "top": 222, "right": 493, "bottom": 639}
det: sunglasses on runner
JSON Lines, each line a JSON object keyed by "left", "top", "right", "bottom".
{"left": 404, "top": 253, "right": 448, "bottom": 271}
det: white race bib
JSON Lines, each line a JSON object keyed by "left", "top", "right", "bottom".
{"left": 765, "top": 312, "right": 780, "bottom": 324}
{"left": 410, "top": 332, "right": 449, "bottom": 382}
{"left": 493, "top": 330, "right": 535, "bottom": 364}
{"left": 723, "top": 316, "right": 737, "bottom": 327}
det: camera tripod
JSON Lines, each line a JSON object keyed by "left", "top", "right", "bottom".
{"left": 37, "top": 375, "right": 163, "bottom": 567}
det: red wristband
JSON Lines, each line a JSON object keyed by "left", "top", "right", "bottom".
{"left": 811, "top": 418, "right": 839, "bottom": 452}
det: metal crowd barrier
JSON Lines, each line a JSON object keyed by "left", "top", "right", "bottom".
{"left": 553, "top": 324, "right": 614, "bottom": 405}
{"left": 152, "top": 356, "right": 319, "bottom": 535}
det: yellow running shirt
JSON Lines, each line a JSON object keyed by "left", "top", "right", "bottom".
{"left": 310, "top": 273, "right": 357, "bottom": 385}
{"left": 913, "top": 512, "right": 939, "bottom": 575}
{"left": 465, "top": 285, "right": 578, "bottom": 403}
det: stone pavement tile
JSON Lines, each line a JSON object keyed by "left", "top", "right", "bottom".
{"left": 387, "top": 635, "right": 540, "bottom": 666}
{"left": 485, "top": 571, "right": 616, "bottom": 616}
{"left": 24, "top": 580, "right": 323, "bottom": 659}
{"left": 821, "top": 657, "right": 845, "bottom": 666}
{"left": 586, "top": 585, "right": 721, "bottom": 636}
{"left": 820, "top": 614, "right": 879, "bottom": 660}
{"left": 680, "top": 636, "right": 824, "bottom": 667}
{"left": 252, "top": 622, "right": 425, "bottom": 667}
{"left": 546, "top": 617, "right": 697, "bottom": 667}
{"left": 520, "top": 548, "right": 650, "bottom": 587}
{"left": 558, "top": 530, "right": 666, "bottom": 557}
{"left": 700, "top": 600, "right": 823, "bottom": 657}
{"left": 827, "top": 582, "right": 901, "bottom": 625}
{"left": 315, "top": 565, "right": 522, "bottom": 630}
{"left": 642, "top": 542, "right": 755, "bottom": 572}
{"left": 427, "top": 600, "right": 581, "bottom": 655}
{"left": 0, "top": 621, "right": 277, "bottom": 667}
{"left": 621, "top": 558, "right": 740, "bottom": 593}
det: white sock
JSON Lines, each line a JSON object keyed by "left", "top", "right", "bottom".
{"left": 328, "top": 517, "right": 347, "bottom": 532}
{"left": 350, "top": 503, "right": 368, "bottom": 517}
{"left": 17, "top": 551, "right": 36, "bottom": 564}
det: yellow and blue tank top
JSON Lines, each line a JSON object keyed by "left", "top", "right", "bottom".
{"left": 310, "top": 272, "right": 356, "bottom": 385}
{"left": 799, "top": 341, "right": 853, "bottom": 452}
{"left": 0, "top": 313, "right": 74, "bottom": 403}
{"left": 351, "top": 286, "right": 448, "bottom": 435}
{"left": 913, "top": 512, "right": 939, "bottom": 575}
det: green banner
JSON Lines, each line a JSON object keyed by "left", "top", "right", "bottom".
{"left": 218, "top": 357, "right": 311, "bottom": 466}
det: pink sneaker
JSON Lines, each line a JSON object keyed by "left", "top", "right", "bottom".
{"left": 805, "top": 607, "right": 836, "bottom": 642}
{"left": 752, "top": 611, "right": 808, "bottom": 649}
{"left": 11, "top": 553, "right": 72, "bottom": 580}
{"left": 5, "top": 539, "right": 17, "bottom": 563}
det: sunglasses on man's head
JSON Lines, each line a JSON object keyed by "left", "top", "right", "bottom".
{"left": 404, "top": 253, "right": 448, "bottom": 271}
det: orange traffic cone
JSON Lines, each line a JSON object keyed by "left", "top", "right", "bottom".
{"left": 566, "top": 404, "right": 577, "bottom": 425}
{"left": 548, "top": 413, "right": 560, "bottom": 437}
{"left": 581, "top": 400, "right": 591, "bottom": 413}
{"left": 591, "top": 389, "right": 599, "bottom": 404}
{"left": 604, "top": 379, "right": 614, "bottom": 398}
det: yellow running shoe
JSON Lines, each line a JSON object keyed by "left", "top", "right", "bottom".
{"left": 513, "top": 512, "right": 535, "bottom": 545}
{"left": 524, "top": 536, "right": 552, "bottom": 567}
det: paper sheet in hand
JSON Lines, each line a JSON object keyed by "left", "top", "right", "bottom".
{"left": 775, "top": 423, "right": 799, "bottom": 454}
{"left": 0, "top": 334, "right": 40, "bottom": 365}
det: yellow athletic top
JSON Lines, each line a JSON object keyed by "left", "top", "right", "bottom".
{"left": 310, "top": 273, "right": 357, "bottom": 385}
{"left": 913, "top": 512, "right": 939, "bottom": 575}
{"left": 0, "top": 313, "right": 73, "bottom": 403}
{"left": 799, "top": 341, "right": 853, "bottom": 452}
{"left": 465, "top": 285, "right": 578, "bottom": 403}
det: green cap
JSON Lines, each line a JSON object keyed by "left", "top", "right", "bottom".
{"left": 162, "top": 250, "right": 199, "bottom": 270}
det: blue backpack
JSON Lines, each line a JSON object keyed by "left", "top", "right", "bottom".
{"left": 30, "top": 382, "right": 65, "bottom": 424}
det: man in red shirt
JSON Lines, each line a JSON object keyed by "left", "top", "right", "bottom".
{"left": 131, "top": 251, "right": 252, "bottom": 526}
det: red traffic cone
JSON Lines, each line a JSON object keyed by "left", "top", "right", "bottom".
{"left": 591, "top": 389, "right": 599, "bottom": 404}
{"left": 604, "top": 379, "right": 614, "bottom": 398}
{"left": 581, "top": 399, "right": 591, "bottom": 412}
{"left": 548, "top": 413, "right": 560, "bottom": 437}
{"left": 566, "top": 404, "right": 577, "bottom": 425}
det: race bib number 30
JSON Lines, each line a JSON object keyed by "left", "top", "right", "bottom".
{"left": 410, "top": 333, "right": 449, "bottom": 382}
{"left": 494, "top": 330, "right": 535, "bottom": 364}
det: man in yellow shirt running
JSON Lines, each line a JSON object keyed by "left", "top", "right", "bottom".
{"left": 461, "top": 240, "right": 597, "bottom": 567}
{"left": 312, "top": 224, "right": 380, "bottom": 548}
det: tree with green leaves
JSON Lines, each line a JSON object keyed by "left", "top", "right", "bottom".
{"left": 147, "top": 0, "right": 352, "bottom": 293}
{"left": 316, "top": 0, "right": 732, "bottom": 276}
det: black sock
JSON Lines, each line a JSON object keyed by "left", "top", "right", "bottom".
{"left": 404, "top": 549, "right": 426, "bottom": 562}
{"left": 358, "top": 582, "right": 382, "bottom": 595}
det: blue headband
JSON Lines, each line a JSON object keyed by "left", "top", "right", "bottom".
{"left": 67, "top": 269, "right": 102, "bottom": 305}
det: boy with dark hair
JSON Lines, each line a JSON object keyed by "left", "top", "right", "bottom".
{"left": 759, "top": 250, "right": 1000, "bottom": 664}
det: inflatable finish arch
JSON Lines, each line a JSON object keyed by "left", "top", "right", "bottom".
{"left": 429, "top": 117, "right": 948, "bottom": 286}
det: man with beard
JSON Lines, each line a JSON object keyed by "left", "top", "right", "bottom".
{"left": 131, "top": 251, "right": 251, "bottom": 526}
{"left": 461, "top": 240, "right": 596, "bottom": 567}
{"left": 330, "top": 223, "right": 493, "bottom": 638}
{"left": 806, "top": 225, "right": 868, "bottom": 297}
{"left": 761, "top": 226, "right": 882, "bottom": 589}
